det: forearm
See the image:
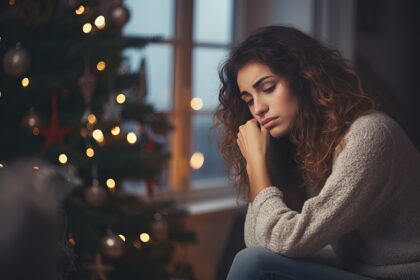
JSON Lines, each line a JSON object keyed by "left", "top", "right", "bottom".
{"left": 247, "top": 162, "right": 272, "bottom": 202}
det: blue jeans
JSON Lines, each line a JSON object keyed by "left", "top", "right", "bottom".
{"left": 227, "top": 247, "right": 374, "bottom": 280}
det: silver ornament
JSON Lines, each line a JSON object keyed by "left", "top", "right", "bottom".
{"left": 22, "top": 108, "right": 42, "bottom": 130}
{"left": 84, "top": 180, "right": 107, "bottom": 207}
{"left": 78, "top": 67, "right": 97, "bottom": 105}
{"left": 110, "top": 6, "right": 129, "bottom": 27}
{"left": 3, "top": 44, "right": 30, "bottom": 77}
{"left": 101, "top": 233, "right": 124, "bottom": 258}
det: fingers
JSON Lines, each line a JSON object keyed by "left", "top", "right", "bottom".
{"left": 236, "top": 130, "right": 247, "bottom": 160}
{"left": 260, "top": 124, "right": 269, "bottom": 137}
{"left": 236, "top": 137, "right": 245, "bottom": 158}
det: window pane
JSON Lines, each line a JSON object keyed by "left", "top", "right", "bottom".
{"left": 191, "top": 115, "right": 227, "bottom": 188}
{"left": 192, "top": 47, "right": 229, "bottom": 111}
{"left": 123, "top": 44, "right": 173, "bottom": 111}
{"left": 124, "top": 0, "right": 175, "bottom": 39}
{"left": 193, "top": 0, "right": 234, "bottom": 44}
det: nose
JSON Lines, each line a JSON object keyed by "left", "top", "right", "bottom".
{"left": 253, "top": 97, "right": 269, "bottom": 117}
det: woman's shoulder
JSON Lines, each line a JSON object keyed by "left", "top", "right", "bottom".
{"left": 333, "top": 109, "right": 408, "bottom": 159}
{"left": 345, "top": 109, "right": 403, "bottom": 141}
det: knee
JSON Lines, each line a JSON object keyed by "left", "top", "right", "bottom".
{"left": 230, "top": 247, "right": 274, "bottom": 275}
{"left": 227, "top": 247, "right": 269, "bottom": 279}
{"left": 233, "top": 247, "right": 270, "bottom": 267}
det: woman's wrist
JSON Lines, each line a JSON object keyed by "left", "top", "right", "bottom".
{"left": 246, "top": 162, "right": 272, "bottom": 201}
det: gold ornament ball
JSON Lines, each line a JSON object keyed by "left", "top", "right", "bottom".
{"left": 110, "top": 6, "right": 130, "bottom": 27}
{"left": 3, "top": 45, "right": 30, "bottom": 77}
{"left": 151, "top": 219, "right": 169, "bottom": 241}
{"left": 84, "top": 181, "right": 107, "bottom": 207}
{"left": 101, "top": 233, "right": 124, "bottom": 258}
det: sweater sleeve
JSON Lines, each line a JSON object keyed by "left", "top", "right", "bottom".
{"left": 244, "top": 118, "right": 397, "bottom": 257}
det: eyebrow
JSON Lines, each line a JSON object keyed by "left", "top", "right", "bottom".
{"left": 240, "top": 75, "right": 273, "bottom": 97}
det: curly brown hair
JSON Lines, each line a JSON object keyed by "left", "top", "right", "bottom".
{"left": 214, "top": 25, "right": 381, "bottom": 211}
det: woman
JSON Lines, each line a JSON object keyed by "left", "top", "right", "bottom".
{"left": 215, "top": 25, "right": 420, "bottom": 280}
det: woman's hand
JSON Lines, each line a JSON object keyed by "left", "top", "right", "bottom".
{"left": 237, "top": 119, "right": 272, "bottom": 201}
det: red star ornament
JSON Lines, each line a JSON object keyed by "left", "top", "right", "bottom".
{"left": 39, "top": 94, "right": 72, "bottom": 151}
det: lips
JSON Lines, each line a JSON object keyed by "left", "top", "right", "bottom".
{"left": 261, "top": 117, "right": 278, "bottom": 128}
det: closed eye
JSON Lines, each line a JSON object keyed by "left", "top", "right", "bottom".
{"left": 263, "top": 85, "right": 275, "bottom": 93}
{"left": 246, "top": 99, "right": 254, "bottom": 106}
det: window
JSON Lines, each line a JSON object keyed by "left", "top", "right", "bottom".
{"left": 123, "top": 0, "right": 235, "bottom": 194}
{"left": 191, "top": 0, "right": 234, "bottom": 188}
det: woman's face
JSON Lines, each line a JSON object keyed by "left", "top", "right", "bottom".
{"left": 236, "top": 62, "right": 299, "bottom": 138}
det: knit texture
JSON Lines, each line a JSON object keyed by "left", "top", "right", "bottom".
{"left": 244, "top": 110, "right": 420, "bottom": 280}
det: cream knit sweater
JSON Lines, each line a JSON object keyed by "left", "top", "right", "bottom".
{"left": 244, "top": 110, "right": 420, "bottom": 280}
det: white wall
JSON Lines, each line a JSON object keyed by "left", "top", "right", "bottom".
{"left": 234, "top": 0, "right": 356, "bottom": 61}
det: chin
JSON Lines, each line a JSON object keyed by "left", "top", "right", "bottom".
{"left": 269, "top": 122, "right": 290, "bottom": 138}
{"left": 269, "top": 127, "right": 286, "bottom": 138}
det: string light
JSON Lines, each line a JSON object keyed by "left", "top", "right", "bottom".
{"left": 33, "top": 166, "right": 39, "bottom": 170}
{"left": 116, "top": 93, "right": 126, "bottom": 104}
{"left": 139, "top": 233, "right": 150, "bottom": 243}
{"left": 96, "top": 61, "right": 106, "bottom": 71}
{"left": 126, "top": 132, "right": 137, "bottom": 144}
{"left": 75, "top": 5, "right": 85, "bottom": 15}
{"left": 87, "top": 113, "right": 96, "bottom": 124}
{"left": 94, "top": 15, "right": 106, "bottom": 29}
{"left": 106, "top": 178, "right": 116, "bottom": 189}
{"left": 58, "top": 154, "right": 68, "bottom": 164}
{"left": 86, "top": 148, "right": 94, "bottom": 157}
{"left": 190, "top": 97, "right": 204, "bottom": 110}
{"left": 82, "top": 23, "right": 92, "bottom": 34}
{"left": 92, "top": 129, "right": 104, "bottom": 142}
{"left": 32, "top": 127, "right": 40, "bottom": 135}
{"left": 118, "top": 234, "right": 126, "bottom": 242}
{"left": 0, "top": 90, "right": 2, "bottom": 97}
{"left": 21, "top": 77, "right": 29, "bottom": 87}
{"left": 111, "top": 126, "right": 120, "bottom": 136}
{"left": 0, "top": 163, "right": 4, "bottom": 168}
{"left": 190, "top": 152, "right": 205, "bottom": 169}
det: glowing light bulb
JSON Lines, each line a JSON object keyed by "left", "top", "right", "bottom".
{"left": 111, "top": 126, "right": 120, "bottom": 135}
{"left": 58, "top": 154, "right": 68, "bottom": 164}
{"left": 96, "top": 61, "right": 106, "bottom": 71}
{"left": 87, "top": 114, "right": 96, "bottom": 124}
{"left": 21, "top": 77, "right": 29, "bottom": 87}
{"left": 126, "top": 132, "right": 137, "bottom": 144}
{"left": 75, "top": 5, "right": 85, "bottom": 15}
{"left": 82, "top": 23, "right": 92, "bottom": 33}
{"left": 116, "top": 93, "right": 126, "bottom": 104}
{"left": 92, "top": 129, "right": 104, "bottom": 142}
{"left": 190, "top": 97, "right": 204, "bottom": 110}
{"left": 86, "top": 148, "right": 94, "bottom": 157}
{"left": 139, "top": 233, "right": 150, "bottom": 242}
{"left": 94, "top": 15, "right": 106, "bottom": 29}
{"left": 118, "top": 234, "right": 126, "bottom": 242}
{"left": 190, "top": 152, "right": 205, "bottom": 169}
{"left": 106, "top": 178, "right": 116, "bottom": 189}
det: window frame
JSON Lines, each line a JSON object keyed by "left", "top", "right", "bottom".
{"left": 166, "top": 0, "right": 236, "bottom": 198}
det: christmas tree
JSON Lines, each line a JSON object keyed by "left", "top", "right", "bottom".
{"left": 0, "top": 1, "right": 195, "bottom": 279}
